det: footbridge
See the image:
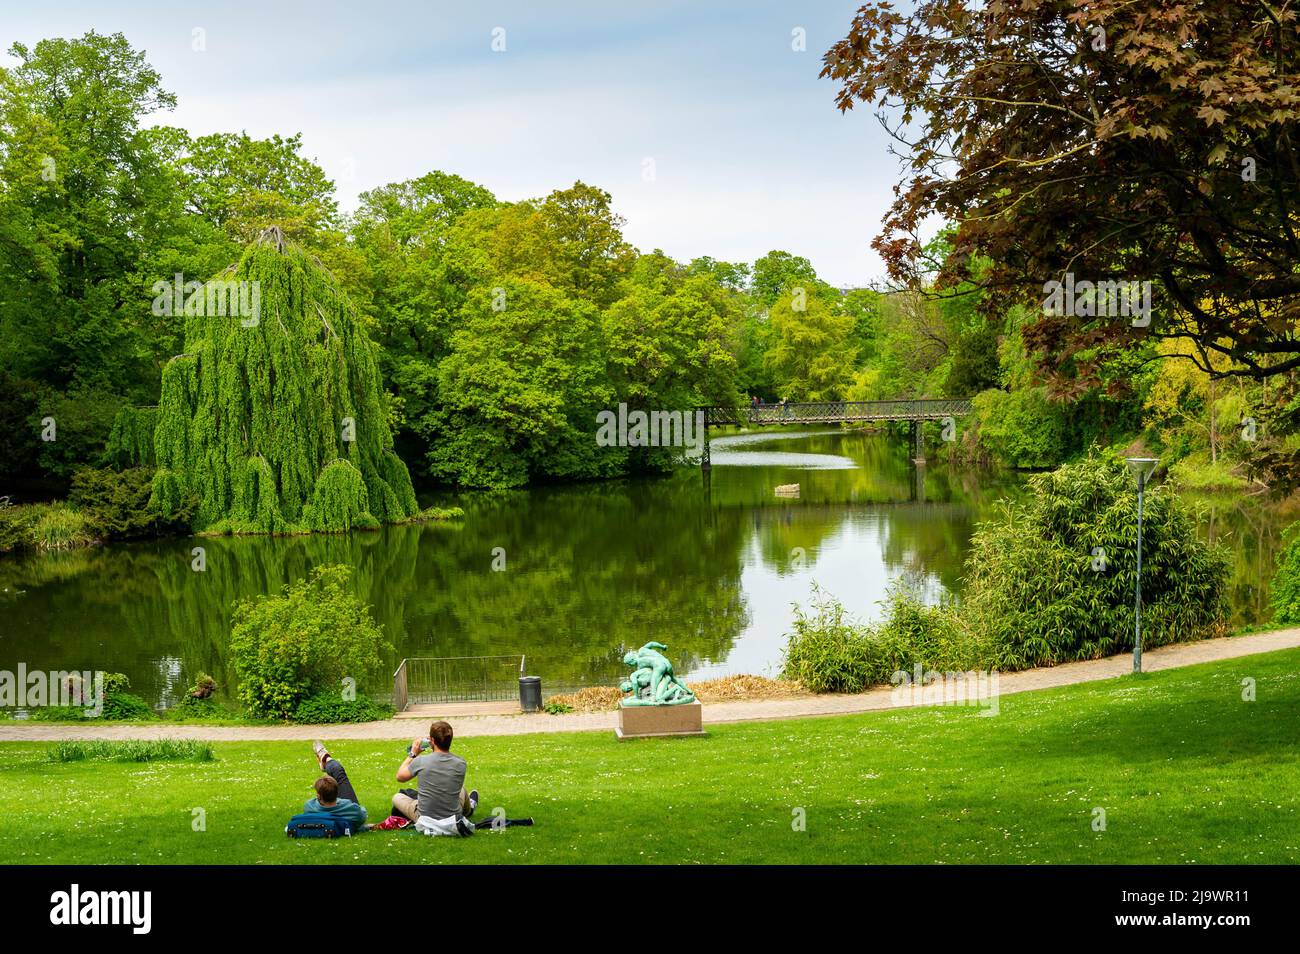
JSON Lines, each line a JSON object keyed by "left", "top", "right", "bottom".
{"left": 696, "top": 399, "right": 973, "bottom": 466}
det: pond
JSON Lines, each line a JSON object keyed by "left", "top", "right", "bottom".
{"left": 0, "top": 429, "right": 1287, "bottom": 707}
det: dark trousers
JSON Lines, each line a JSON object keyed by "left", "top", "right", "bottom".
{"left": 324, "top": 758, "right": 360, "bottom": 805}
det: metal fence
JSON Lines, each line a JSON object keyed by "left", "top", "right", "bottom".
{"left": 393, "top": 655, "right": 527, "bottom": 710}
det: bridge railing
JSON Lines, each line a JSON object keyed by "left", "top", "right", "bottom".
{"left": 700, "top": 399, "right": 973, "bottom": 427}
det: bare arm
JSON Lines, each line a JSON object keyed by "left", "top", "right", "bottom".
{"left": 396, "top": 738, "right": 422, "bottom": 782}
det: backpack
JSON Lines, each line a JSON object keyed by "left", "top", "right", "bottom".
{"left": 286, "top": 811, "right": 354, "bottom": 838}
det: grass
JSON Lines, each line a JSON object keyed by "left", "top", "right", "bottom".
{"left": 46, "top": 739, "right": 214, "bottom": 763}
{"left": 0, "top": 501, "right": 98, "bottom": 553}
{"left": 1, "top": 648, "right": 1299, "bottom": 864}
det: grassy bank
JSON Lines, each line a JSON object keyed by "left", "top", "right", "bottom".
{"left": 2, "top": 648, "right": 1298, "bottom": 864}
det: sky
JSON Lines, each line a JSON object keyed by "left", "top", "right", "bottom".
{"left": 1, "top": 1, "right": 905, "bottom": 287}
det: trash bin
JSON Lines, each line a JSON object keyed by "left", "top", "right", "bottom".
{"left": 519, "top": 675, "right": 542, "bottom": 712}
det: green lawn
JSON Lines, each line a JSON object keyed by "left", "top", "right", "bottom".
{"left": 3, "top": 649, "right": 1299, "bottom": 864}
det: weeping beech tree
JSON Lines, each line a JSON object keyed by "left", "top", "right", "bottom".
{"left": 150, "top": 227, "right": 419, "bottom": 534}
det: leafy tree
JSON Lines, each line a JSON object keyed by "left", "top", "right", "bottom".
{"left": 824, "top": 1, "right": 1300, "bottom": 384}
{"left": 1144, "top": 339, "right": 1244, "bottom": 465}
{"left": 971, "top": 387, "right": 1071, "bottom": 469}
{"left": 149, "top": 228, "right": 418, "bottom": 533}
{"left": 765, "top": 289, "right": 857, "bottom": 401}
{"left": 686, "top": 256, "right": 750, "bottom": 291}
{"left": 431, "top": 277, "right": 616, "bottom": 487}
{"left": 177, "top": 132, "right": 339, "bottom": 245}
{"left": 350, "top": 170, "right": 497, "bottom": 467}
{"left": 838, "top": 288, "right": 885, "bottom": 366}
{"left": 750, "top": 250, "right": 828, "bottom": 308}
{"left": 603, "top": 270, "right": 741, "bottom": 468}
{"left": 536, "top": 182, "right": 635, "bottom": 307}
{"left": 0, "top": 32, "right": 181, "bottom": 400}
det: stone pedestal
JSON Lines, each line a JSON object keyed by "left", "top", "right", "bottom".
{"left": 615, "top": 701, "right": 705, "bottom": 740}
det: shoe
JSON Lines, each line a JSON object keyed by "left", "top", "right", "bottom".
{"left": 467, "top": 789, "right": 479, "bottom": 817}
{"left": 456, "top": 817, "right": 475, "bottom": 837}
{"left": 312, "top": 740, "right": 329, "bottom": 769}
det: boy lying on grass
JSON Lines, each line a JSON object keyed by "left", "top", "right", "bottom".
{"left": 307, "top": 742, "right": 371, "bottom": 831}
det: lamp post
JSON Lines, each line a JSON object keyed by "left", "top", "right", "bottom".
{"left": 1125, "top": 457, "right": 1159, "bottom": 673}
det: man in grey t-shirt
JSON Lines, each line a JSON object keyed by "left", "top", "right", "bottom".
{"left": 393, "top": 720, "right": 478, "bottom": 835}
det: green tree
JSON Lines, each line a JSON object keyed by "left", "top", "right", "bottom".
{"left": 350, "top": 170, "right": 497, "bottom": 469}
{"left": 750, "top": 250, "right": 824, "bottom": 308}
{"left": 0, "top": 32, "right": 182, "bottom": 402}
{"left": 149, "top": 228, "right": 418, "bottom": 533}
{"left": 431, "top": 277, "right": 616, "bottom": 487}
{"left": 765, "top": 289, "right": 857, "bottom": 401}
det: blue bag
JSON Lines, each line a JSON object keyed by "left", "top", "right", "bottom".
{"left": 286, "top": 811, "right": 354, "bottom": 838}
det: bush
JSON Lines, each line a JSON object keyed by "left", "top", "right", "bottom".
{"left": 47, "top": 740, "right": 213, "bottom": 763}
{"left": 0, "top": 504, "right": 29, "bottom": 553}
{"left": 781, "top": 587, "right": 877, "bottom": 692}
{"left": 69, "top": 466, "right": 192, "bottom": 540}
{"left": 1270, "top": 525, "right": 1300, "bottom": 624}
{"left": 102, "top": 691, "right": 153, "bottom": 720}
{"left": 292, "top": 692, "right": 394, "bottom": 724}
{"left": 962, "top": 450, "right": 1228, "bottom": 668}
{"left": 229, "top": 564, "right": 391, "bottom": 719}
{"left": 166, "top": 695, "right": 248, "bottom": 723}
{"left": 781, "top": 585, "right": 988, "bottom": 693}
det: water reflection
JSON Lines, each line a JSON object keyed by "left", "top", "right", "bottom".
{"left": 0, "top": 429, "right": 1285, "bottom": 705}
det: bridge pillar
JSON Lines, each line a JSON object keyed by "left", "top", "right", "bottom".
{"left": 701, "top": 426, "right": 711, "bottom": 470}
{"left": 910, "top": 421, "right": 926, "bottom": 464}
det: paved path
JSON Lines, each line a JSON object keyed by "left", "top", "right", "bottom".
{"left": 3, "top": 628, "right": 1297, "bottom": 742}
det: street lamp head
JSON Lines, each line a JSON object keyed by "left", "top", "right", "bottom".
{"left": 1125, "top": 457, "right": 1160, "bottom": 489}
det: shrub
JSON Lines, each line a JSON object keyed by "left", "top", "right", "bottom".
{"left": 1270, "top": 525, "right": 1300, "bottom": 624}
{"left": 781, "top": 587, "right": 877, "bottom": 692}
{"left": 781, "top": 585, "right": 988, "bottom": 693}
{"left": 962, "top": 450, "right": 1229, "bottom": 668}
{"left": 167, "top": 696, "right": 247, "bottom": 723}
{"left": 102, "top": 691, "right": 153, "bottom": 721}
{"left": 186, "top": 672, "right": 217, "bottom": 699}
{"left": 101, "top": 672, "right": 131, "bottom": 695}
{"left": 292, "top": 692, "right": 394, "bottom": 724}
{"left": 47, "top": 740, "right": 213, "bottom": 763}
{"left": 229, "top": 564, "right": 391, "bottom": 719}
{"left": 0, "top": 504, "right": 29, "bottom": 553}
{"left": 69, "top": 466, "right": 192, "bottom": 540}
